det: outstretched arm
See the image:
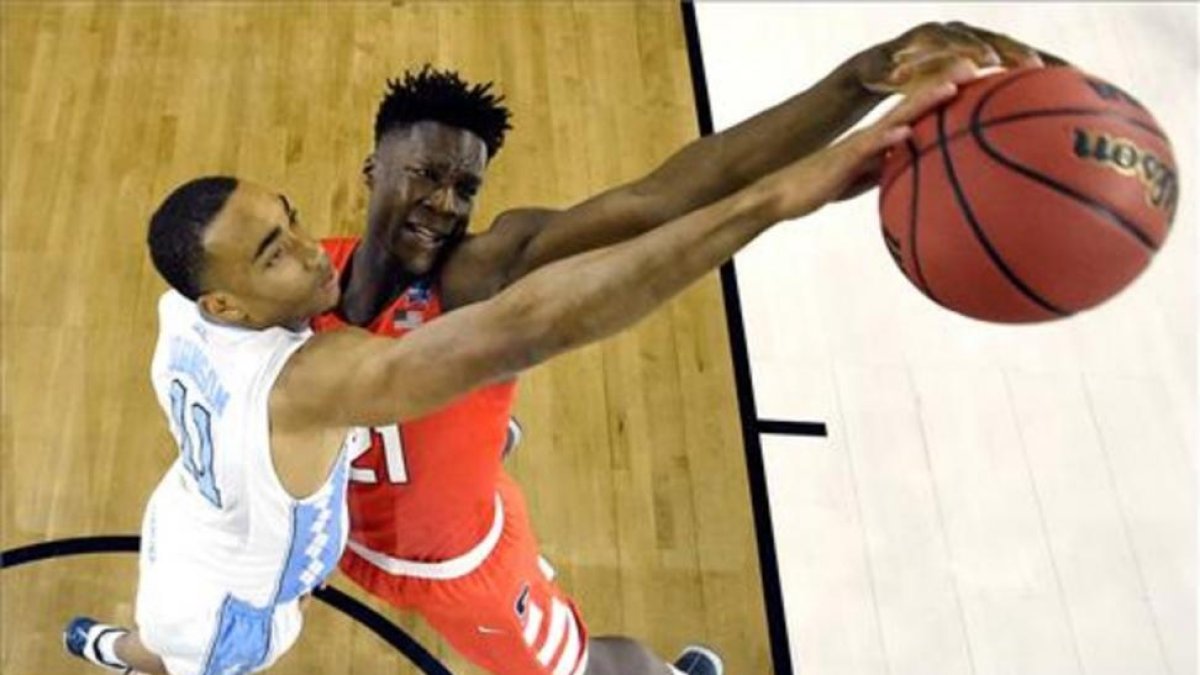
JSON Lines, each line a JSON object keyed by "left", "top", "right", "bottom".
{"left": 281, "top": 83, "right": 958, "bottom": 430}
{"left": 461, "top": 22, "right": 1059, "bottom": 292}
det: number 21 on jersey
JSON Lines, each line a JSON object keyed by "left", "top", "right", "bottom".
{"left": 347, "top": 425, "right": 410, "bottom": 485}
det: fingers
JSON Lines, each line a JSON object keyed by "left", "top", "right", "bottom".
{"left": 868, "top": 55, "right": 977, "bottom": 95}
{"left": 945, "top": 21, "right": 1045, "bottom": 68}
{"left": 768, "top": 80, "right": 958, "bottom": 216}
{"left": 890, "top": 52, "right": 991, "bottom": 91}
{"left": 869, "top": 22, "right": 1046, "bottom": 95}
{"left": 894, "top": 24, "right": 1001, "bottom": 69}
{"left": 844, "top": 81, "right": 957, "bottom": 160}
{"left": 877, "top": 80, "right": 958, "bottom": 130}
{"left": 938, "top": 22, "right": 1004, "bottom": 68}
{"left": 872, "top": 28, "right": 999, "bottom": 94}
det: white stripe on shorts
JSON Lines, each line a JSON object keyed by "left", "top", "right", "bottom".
{"left": 552, "top": 608, "right": 582, "bottom": 675}
{"left": 571, "top": 647, "right": 590, "bottom": 675}
{"left": 523, "top": 601, "right": 544, "bottom": 647}
{"left": 536, "top": 598, "right": 570, "bottom": 666}
{"left": 538, "top": 555, "right": 556, "bottom": 581}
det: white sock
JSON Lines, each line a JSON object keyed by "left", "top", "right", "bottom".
{"left": 84, "top": 624, "right": 131, "bottom": 672}
{"left": 669, "top": 667, "right": 687, "bottom": 675}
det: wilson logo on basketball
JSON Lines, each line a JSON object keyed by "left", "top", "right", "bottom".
{"left": 1072, "top": 128, "right": 1178, "bottom": 214}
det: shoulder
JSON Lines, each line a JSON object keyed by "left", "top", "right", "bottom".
{"left": 246, "top": 327, "right": 316, "bottom": 405}
{"left": 470, "top": 208, "right": 557, "bottom": 256}
{"left": 267, "top": 328, "right": 368, "bottom": 430}
{"left": 439, "top": 208, "right": 559, "bottom": 309}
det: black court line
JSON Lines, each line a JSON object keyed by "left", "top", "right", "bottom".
{"left": 680, "top": 4, "right": 796, "bottom": 674}
{"left": 757, "top": 420, "right": 828, "bottom": 437}
{"left": 0, "top": 535, "right": 451, "bottom": 675}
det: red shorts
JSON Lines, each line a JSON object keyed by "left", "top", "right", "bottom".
{"left": 339, "top": 472, "right": 590, "bottom": 675}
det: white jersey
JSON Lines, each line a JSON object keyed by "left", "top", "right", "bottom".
{"left": 136, "top": 290, "right": 353, "bottom": 674}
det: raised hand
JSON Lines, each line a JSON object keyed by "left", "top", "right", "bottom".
{"left": 856, "top": 21, "right": 1049, "bottom": 96}
{"left": 763, "top": 80, "right": 960, "bottom": 218}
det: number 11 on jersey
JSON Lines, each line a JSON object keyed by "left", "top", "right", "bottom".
{"left": 347, "top": 425, "right": 409, "bottom": 485}
{"left": 168, "top": 379, "right": 222, "bottom": 508}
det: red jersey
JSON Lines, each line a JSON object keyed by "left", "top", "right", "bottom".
{"left": 312, "top": 237, "right": 517, "bottom": 561}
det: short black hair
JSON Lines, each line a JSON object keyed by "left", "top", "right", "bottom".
{"left": 147, "top": 176, "right": 238, "bottom": 300}
{"left": 374, "top": 65, "right": 512, "bottom": 158}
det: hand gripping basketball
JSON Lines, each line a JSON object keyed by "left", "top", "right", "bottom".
{"left": 764, "top": 81, "right": 960, "bottom": 221}
{"left": 878, "top": 66, "right": 1178, "bottom": 322}
{"left": 860, "top": 21, "right": 1047, "bottom": 96}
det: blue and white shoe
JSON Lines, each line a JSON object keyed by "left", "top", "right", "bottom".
{"left": 674, "top": 644, "right": 724, "bottom": 675}
{"left": 63, "top": 617, "right": 98, "bottom": 659}
{"left": 63, "top": 616, "right": 131, "bottom": 673}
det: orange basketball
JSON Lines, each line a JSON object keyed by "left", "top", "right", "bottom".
{"left": 878, "top": 66, "right": 1178, "bottom": 323}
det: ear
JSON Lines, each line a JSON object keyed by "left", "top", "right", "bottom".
{"left": 362, "top": 153, "right": 376, "bottom": 189}
{"left": 197, "top": 292, "right": 246, "bottom": 324}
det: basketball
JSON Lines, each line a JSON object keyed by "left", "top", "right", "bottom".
{"left": 878, "top": 66, "right": 1178, "bottom": 323}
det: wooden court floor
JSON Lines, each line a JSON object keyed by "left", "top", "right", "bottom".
{"left": 0, "top": 2, "right": 771, "bottom": 673}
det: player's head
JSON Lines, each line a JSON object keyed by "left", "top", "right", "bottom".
{"left": 148, "top": 176, "right": 338, "bottom": 329}
{"left": 365, "top": 66, "right": 512, "bottom": 275}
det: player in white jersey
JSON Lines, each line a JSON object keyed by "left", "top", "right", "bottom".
{"left": 135, "top": 290, "right": 357, "bottom": 673}
{"left": 64, "top": 178, "right": 356, "bottom": 675}
{"left": 64, "top": 81, "right": 957, "bottom": 674}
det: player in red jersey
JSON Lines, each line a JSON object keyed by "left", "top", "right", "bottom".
{"left": 313, "top": 23, "right": 1053, "bottom": 675}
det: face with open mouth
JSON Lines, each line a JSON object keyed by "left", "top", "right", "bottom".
{"left": 367, "top": 121, "right": 488, "bottom": 276}
{"left": 392, "top": 215, "right": 457, "bottom": 275}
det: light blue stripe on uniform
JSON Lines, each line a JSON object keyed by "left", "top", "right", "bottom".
{"left": 274, "top": 456, "right": 349, "bottom": 604}
{"left": 202, "top": 596, "right": 273, "bottom": 675}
